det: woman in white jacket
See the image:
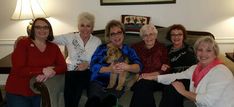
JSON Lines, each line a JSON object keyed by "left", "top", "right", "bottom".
{"left": 141, "top": 36, "right": 234, "bottom": 107}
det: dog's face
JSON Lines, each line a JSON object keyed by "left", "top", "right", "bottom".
{"left": 106, "top": 45, "right": 122, "bottom": 63}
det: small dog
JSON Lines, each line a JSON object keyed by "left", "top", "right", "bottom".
{"left": 105, "top": 44, "right": 129, "bottom": 91}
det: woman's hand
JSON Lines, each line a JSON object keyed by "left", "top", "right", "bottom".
{"left": 112, "top": 62, "right": 129, "bottom": 73}
{"left": 172, "top": 81, "right": 186, "bottom": 95}
{"left": 172, "top": 81, "right": 197, "bottom": 102}
{"left": 161, "top": 64, "right": 170, "bottom": 72}
{"left": 42, "top": 66, "right": 56, "bottom": 78}
{"left": 75, "top": 61, "right": 89, "bottom": 71}
{"left": 139, "top": 72, "right": 159, "bottom": 81}
{"left": 112, "top": 62, "right": 124, "bottom": 73}
{"left": 100, "top": 62, "right": 139, "bottom": 74}
{"left": 36, "top": 74, "right": 48, "bottom": 82}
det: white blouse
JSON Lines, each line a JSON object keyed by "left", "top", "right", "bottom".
{"left": 53, "top": 32, "right": 102, "bottom": 71}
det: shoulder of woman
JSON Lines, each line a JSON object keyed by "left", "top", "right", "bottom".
{"left": 213, "top": 64, "right": 233, "bottom": 75}
{"left": 95, "top": 44, "right": 107, "bottom": 51}
{"left": 123, "top": 44, "right": 136, "bottom": 50}
{"left": 91, "top": 35, "right": 102, "bottom": 41}
{"left": 182, "top": 43, "right": 194, "bottom": 51}
{"left": 18, "top": 37, "right": 31, "bottom": 45}
{"left": 99, "top": 43, "right": 107, "bottom": 47}
{"left": 57, "top": 32, "right": 75, "bottom": 37}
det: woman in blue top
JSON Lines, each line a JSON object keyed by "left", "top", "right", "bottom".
{"left": 85, "top": 20, "right": 142, "bottom": 107}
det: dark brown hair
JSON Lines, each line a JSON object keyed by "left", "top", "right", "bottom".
{"left": 166, "top": 24, "right": 187, "bottom": 42}
{"left": 29, "top": 17, "right": 54, "bottom": 41}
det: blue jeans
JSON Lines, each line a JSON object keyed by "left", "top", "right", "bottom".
{"left": 5, "top": 93, "right": 40, "bottom": 107}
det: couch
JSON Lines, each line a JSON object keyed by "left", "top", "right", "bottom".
{"left": 30, "top": 26, "right": 234, "bottom": 107}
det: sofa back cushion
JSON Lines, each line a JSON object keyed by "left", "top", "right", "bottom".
{"left": 94, "top": 25, "right": 214, "bottom": 47}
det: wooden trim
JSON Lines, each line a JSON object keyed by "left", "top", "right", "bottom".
{"left": 0, "top": 39, "right": 15, "bottom": 45}
{"left": 0, "top": 90, "right": 3, "bottom": 103}
{"left": 100, "top": 0, "right": 176, "bottom": 5}
{"left": 0, "top": 54, "right": 11, "bottom": 74}
{"left": 187, "top": 31, "right": 214, "bottom": 38}
{"left": 33, "top": 82, "right": 51, "bottom": 107}
{"left": 93, "top": 29, "right": 105, "bottom": 35}
{"left": 0, "top": 89, "right": 6, "bottom": 106}
{"left": 226, "top": 53, "right": 234, "bottom": 62}
{"left": 215, "top": 37, "right": 234, "bottom": 44}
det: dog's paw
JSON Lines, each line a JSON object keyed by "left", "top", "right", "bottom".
{"left": 107, "top": 84, "right": 114, "bottom": 89}
{"left": 116, "top": 86, "right": 123, "bottom": 91}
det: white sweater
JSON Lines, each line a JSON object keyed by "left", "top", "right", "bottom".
{"left": 158, "top": 64, "right": 234, "bottom": 107}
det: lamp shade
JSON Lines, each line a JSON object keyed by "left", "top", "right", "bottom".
{"left": 11, "top": 0, "right": 48, "bottom": 20}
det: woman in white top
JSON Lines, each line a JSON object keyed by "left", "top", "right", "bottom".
{"left": 53, "top": 12, "right": 101, "bottom": 107}
{"left": 141, "top": 36, "right": 234, "bottom": 107}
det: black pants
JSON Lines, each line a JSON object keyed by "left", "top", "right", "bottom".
{"left": 85, "top": 81, "right": 122, "bottom": 107}
{"left": 159, "top": 79, "right": 190, "bottom": 107}
{"left": 130, "top": 79, "right": 165, "bottom": 107}
{"left": 64, "top": 70, "right": 91, "bottom": 107}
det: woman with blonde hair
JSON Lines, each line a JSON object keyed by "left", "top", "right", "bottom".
{"left": 143, "top": 36, "right": 234, "bottom": 107}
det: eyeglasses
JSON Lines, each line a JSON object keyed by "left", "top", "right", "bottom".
{"left": 110, "top": 31, "right": 123, "bottom": 37}
{"left": 171, "top": 33, "right": 183, "bottom": 37}
{"left": 35, "top": 26, "right": 49, "bottom": 30}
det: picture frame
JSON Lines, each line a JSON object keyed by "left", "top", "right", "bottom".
{"left": 121, "top": 15, "right": 150, "bottom": 33}
{"left": 100, "top": 0, "right": 176, "bottom": 5}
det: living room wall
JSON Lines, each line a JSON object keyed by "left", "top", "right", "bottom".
{"left": 0, "top": 0, "right": 234, "bottom": 58}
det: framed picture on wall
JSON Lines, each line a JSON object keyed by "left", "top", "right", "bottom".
{"left": 100, "top": 0, "right": 176, "bottom": 5}
{"left": 121, "top": 15, "right": 150, "bottom": 33}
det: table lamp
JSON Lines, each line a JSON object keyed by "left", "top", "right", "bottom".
{"left": 11, "top": 0, "right": 49, "bottom": 35}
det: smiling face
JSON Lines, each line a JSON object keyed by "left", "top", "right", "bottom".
{"left": 142, "top": 29, "right": 156, "bottom": 49}
{"left": 109, "top": 26, "right": 124, "bottom": 48}
{"left": 78, "top": 19, "right": 93, "bottom": 38}
{"left": 196, "top": 42, "right": 217, "bottom": 67}
{"left": 140, "top": 24, "right": 158, "bottom": 49}
{"left": 34, "top": 20, "right": 50, "bottom": 40}
{"left": 170, "top": 29, "right": 184, "bottom": 48}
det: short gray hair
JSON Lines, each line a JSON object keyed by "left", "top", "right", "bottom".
{"left": 78, "top": 12, "right": 95, "bottom": 28}
{"left": 139, "top": 24, "right": 158, "bottom": 38}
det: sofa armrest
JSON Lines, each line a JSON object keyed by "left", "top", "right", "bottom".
{"left": 218, "top": 55, "right": 234, "bottom": 74}
{"left": 31, "top": 81, "right": 51, "bottom": 107}
{"left": 30, "top": 74, "right": 65, "bottom": 107}
{"left": 0, "top": 89, "right": 6, "bottom": 107}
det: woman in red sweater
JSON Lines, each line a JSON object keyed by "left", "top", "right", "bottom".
{"left": 5, "top": 18, "right": 67, "bottom": 107}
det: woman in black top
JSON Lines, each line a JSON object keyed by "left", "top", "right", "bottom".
{"left": 159, "top": 24, "right": 197, "bottom": 107}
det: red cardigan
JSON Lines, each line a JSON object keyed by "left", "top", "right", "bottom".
{"left": 5, "top": 38, "right": 67, "bottom": 96}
